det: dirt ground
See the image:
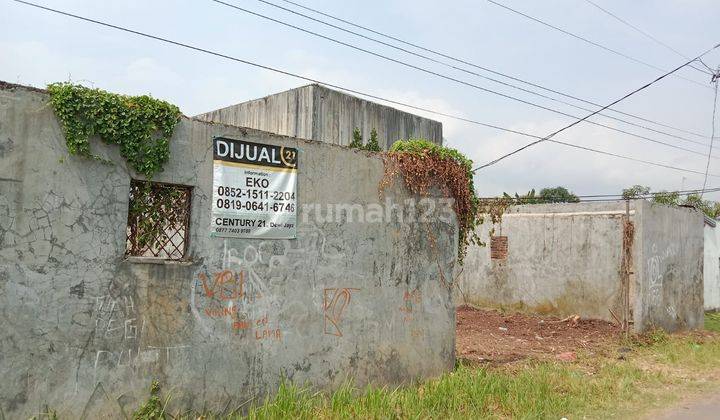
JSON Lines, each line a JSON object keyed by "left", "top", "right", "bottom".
{"left": 456, "top": 305, "right": 622, "bottom": 364}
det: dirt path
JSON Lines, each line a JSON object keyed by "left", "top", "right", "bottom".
{"left": 651, "top": 393, "right": 720, "bottom": 420}
{"left": 456, "top": 305, "right": 622, "bottom": 363}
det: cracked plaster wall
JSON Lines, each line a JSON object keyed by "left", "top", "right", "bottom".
{"left": 0, "top": 83, "right": 458, "bottom": 418}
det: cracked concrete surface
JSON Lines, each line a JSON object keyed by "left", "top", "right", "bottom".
{"left": 0, "top": 83, "right": 458, "bottom": 418}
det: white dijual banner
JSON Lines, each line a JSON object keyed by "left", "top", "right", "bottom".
{"left": 211, "top": 137, "right": 298, "bottom": 239}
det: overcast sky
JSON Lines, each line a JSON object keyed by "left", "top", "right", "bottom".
{"left": 3, "top": 0, "right": 720, "bottom": 199}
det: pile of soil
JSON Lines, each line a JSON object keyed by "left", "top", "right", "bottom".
{"left": 456, "top": 305, "right": 622, "bottom": 364}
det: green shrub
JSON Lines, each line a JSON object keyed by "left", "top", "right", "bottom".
{"left": 348, "top": 127, "right": 363, "bottom": 149}
{"left": 363, "top": 128, "right": 381, "bottom": 152}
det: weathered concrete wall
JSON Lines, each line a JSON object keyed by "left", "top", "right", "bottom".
{"left": 633, "top": 200, "right": 704, "bottom": 331}
{"left": 704, "top": 223, "right": 720, "bottom": 311}
{"left": 456, "top": 201, "right": 704, "bottom": 332}
{"left": 195, "top": 84, "right": 315, "bottom": 142}
{"left": 195, "top": 84, "right": 443, "bottom": 150}
{"left": 0, "top": 83, "right": 457, "bottom": 418}
{"left": 455, "top": 202, "right": 632, "bottom": 322}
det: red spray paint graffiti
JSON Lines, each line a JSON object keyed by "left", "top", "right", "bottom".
{"left": 198, "top": 270, "right": 245, "bottom": 300}
{"left": 323, "top": 288, "right": 360, "bottom": 336}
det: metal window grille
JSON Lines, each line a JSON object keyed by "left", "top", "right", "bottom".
{"left": 125, "top": 180, "right": 191, "bottom": 260}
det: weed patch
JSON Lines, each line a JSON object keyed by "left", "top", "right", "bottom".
{"left": 706, "top": 311, "right": 720, "bottom": 332}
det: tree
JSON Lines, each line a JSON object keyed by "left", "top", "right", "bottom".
{"left": 363, "top": 128, "right": 381, "bottom": 152}
{"left": 349, "top": 127, "right": 382, "bottom": 151}
{"left": 502, "top": 189, "right": 538, "bottom": 204}
{"left": 502, "top": 186, "right": 579, "bottom": 204}
{"left": 538, "top": 186, "right": 580, "bottom": 203}
{"left": 683, "top": 194, "right": 720, "bottom": 219}
{"left": 348, "top": 127, "right": 363, "bottom": 149}
{"left": 622, "top": 185, "right": 651, "bottom": 200}
{"left": 627, "top": 186, "right": 720, "bottom": 219}
{"left": 651, "top": 190, "right": 680, "bottom": 206}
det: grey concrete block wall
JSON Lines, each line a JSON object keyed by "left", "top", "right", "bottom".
{"left": 633, "top": 200, "right": 704, "bottom": 332}
{"left": 456, "top": 202, "right": 631, "bottom": 321}
{"left": 456, "top": 201, "right": 704, "bottom": 332}
{"left": 0, "top": 83, "right": 457, "bottom": 418}
{"left": 194, "top": 84, "right": 443, "bottom": 150}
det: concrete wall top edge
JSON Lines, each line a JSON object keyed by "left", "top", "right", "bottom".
{"left": 0, "top": 80, "right": 380, "bottom": 155}
{"left": 193, "top": 84, "right": 316, "bottom": 120}
{"left": 501, "top": 200, "right": 705, "bottom": 217}
{"left": 0, "top": 80, "right": 48, "bottom": 94}
{"left": 195, "top": 83, "right": 443, "bottom": 128}
{"left": 502, "top": 201, "right": 634, "bottom": 214}
{"left": 310, "top": 84, "right": 443, "bottom": 127}
{"left": 185, "top": 114, "right": 383, "bottom": 155}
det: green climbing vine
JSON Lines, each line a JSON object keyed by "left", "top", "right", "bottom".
{"left": 47, "top": 82, "right": 181, "bottom": 178}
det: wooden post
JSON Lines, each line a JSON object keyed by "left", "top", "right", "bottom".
{"left": 621, "top": 199, "right": 634, "bottom": 335}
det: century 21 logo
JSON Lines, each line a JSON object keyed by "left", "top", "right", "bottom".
{"left": 280, "top": 147, "right": 297, "bottom": 168}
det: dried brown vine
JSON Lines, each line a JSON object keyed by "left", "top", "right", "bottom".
{"left": 380, "top": 139, "right": 482, "bottom": 263}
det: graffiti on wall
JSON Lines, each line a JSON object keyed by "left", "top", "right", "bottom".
{"left": 191, "top": 223, "right": 348, "bottom": 340}
{"left": 323, "top": 287, "right": 360, "bottom": 336}
{"left": 93, "top": 345, "right": 190, "bottom": 375}
{"left": 646, "top": 242, "right": 679, "bottom": 306}
{"left": 192, "top": 268, "right": 281, "bottom": 340}
{"left": 186, "top": 222, "right": 445, "bottom": 342}
{"left": 94, "top": 295, "right": 144, "bottom": 341}
{"left": 89, "top": 294, "right": 192, "bottom": 380}
{"left": 399, "top": 289, "right": 421, "bottom": 323}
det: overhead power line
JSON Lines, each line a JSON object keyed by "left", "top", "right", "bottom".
{"left": 9, "top": 0, "right": 720, "bottom": 180}
{"left": 581, "top": 0, "right": 700, "bottom": 67}
{"left": 250, "top": 0, "right": 710, "bottom": 149}
{"left": 275, "top": 0, "right": 712, "bottom": 140}
{"left": 212, "top": 0, "right": 717, "bottom": 157}
{"left": 474, "top": 43, "right": 720, "bottom": 171}
{"left": 485, "top": 0, "right": 713, "bottom": 89}
{"left": 574, "top": 0, "right": 720, "bottom": 199}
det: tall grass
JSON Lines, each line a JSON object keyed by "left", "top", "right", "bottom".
{"left": 234, "top": 333, "right": 720, "bottom": 420}
{"left": 238, "top": 361, "right": 669, "bottom": 419}
{"left": 129, "top": 333, "right": 720, "bottom": 419}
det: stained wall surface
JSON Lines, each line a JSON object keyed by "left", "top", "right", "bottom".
{"left": 633, "top": 200, "right": 704, "bottom": 332}
{"left": 0, "top": 83, "right": 457, "bottom": 418}
{"left": 194, "top": 84, "right": 443, "bottom": 150}
{"left": 456, "top": 201, "right": 704, "bottom": 332}
{"left": 456, "top": 202, "right": 631, "bottom": 322}
{"left": 704, "top": 223, "right": 720, "bottom": 311}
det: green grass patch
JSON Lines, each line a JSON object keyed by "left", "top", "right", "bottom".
{"left": 237, "top": 336, "right": 720, "bottom": 419}
{"left": 706, "top": 312, "right": 720, "bottom": 332}
{"left": 236, "top": 361, "right": 666, "bottom": 419}
{"left": 134, "top": 334, "right": 720, "bottom": 419}
{"left": 636, "top": 333, "right": 720, "bottom": 369}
